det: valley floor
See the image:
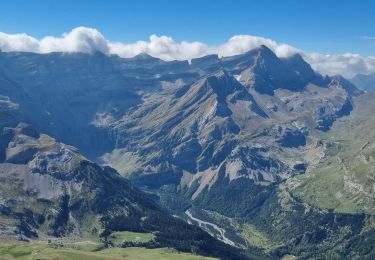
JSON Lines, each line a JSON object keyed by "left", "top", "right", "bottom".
{"left": 0, "top": 240, "right": 217, "bottom": 260}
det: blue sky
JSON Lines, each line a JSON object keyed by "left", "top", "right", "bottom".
{"left": 0, "top": 0, "right": 375, "bottom": 56}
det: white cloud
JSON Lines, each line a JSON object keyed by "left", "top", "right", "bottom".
{"left": 0, "top": 26, "right": 374, "bottom": 78}
{"left": 0, "top": 27, "right": 109, "bottom": 54}
{"left": 0, "top": 32, "right": 39, "bottom": 52}
{"left": 109, "top": 35, "right": 213, "bottom": 61}
{"left": 39, "top": 27, "right": 109, "bottom": 53}
{"left": 217, "top": 35, "right": 299, "bottom": 58}
{"left": 305, "top": 53, "right": 375, "bottom": 78}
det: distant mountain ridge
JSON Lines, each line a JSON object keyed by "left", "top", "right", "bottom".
{"left": 106, "top": 46, "right": 360, "bottom": 189}
{"left": 352, "top": 72, "right": 375, "bottom": 91}
{"left": 0, "top": 46, "right": 363, "bottom": 205}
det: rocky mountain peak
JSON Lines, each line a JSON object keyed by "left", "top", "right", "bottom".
{"left": 331, "top": 75, "right": 364, "bottom": 96}
{"left": 130, "top": 52, "right": 159, "bottom": 60}
{"left": 198, "top": 70, "right": 244, "bottom": 101}
{"left": 282, "top": 53, "right": 315, "bottom": 75}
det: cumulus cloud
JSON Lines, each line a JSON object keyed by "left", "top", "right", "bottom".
{"left": 39, "top": 27, "right": 109, "bottom": 53}
{"left": 217, "top": 35, "right": 299, "bottom": 58}
{"left": 0, "top": 27, "right": 109, "bottom": 54}
{"left": 109, "top": 34, "right": 300, "bottom": 60}
{"left": 305, "top": 53, "right": 375, "bottom": 78}
{"left": 109, "top": 35, "right": 213, "bottom": 61}
{"left": 0, "top": 26, "right": 374, "bottom": 78}
{"left": 0, "top": 32, "right": 39, "bottom": 52}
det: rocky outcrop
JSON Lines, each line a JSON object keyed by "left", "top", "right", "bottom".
{"left": 0, "top": 48, "right": 363, "bottom": 200}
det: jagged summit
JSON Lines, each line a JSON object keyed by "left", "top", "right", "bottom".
{"left": 221, "top": 45, "right": 277, "bottom": 72}
{"left": 331, "top": 74, "right": 364, "bottom": 96}
{"left": 200, "top": 69, "right": 245, "bottom": 100}
{"left": 223, "top": 46, "right": 326, "bottom": 94}
{"left": 204, "top": 69, "right": 234, "bottom": 83}
{"left": 282, "top": 53, "right": 315, "bottom": 75}
{"left": 249, "top": 44, "right": 279, "bottom": 60}
{"left": 129, "top": 52, "right": 160, "bottom": 61}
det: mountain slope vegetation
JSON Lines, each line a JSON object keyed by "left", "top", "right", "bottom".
{"left": 0, "top": 108, "right": 248, "bottom": 259}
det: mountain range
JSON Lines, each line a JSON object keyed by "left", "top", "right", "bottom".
{"left": 0, "top": 45, "right": 374, "bottom": 259}
{"left": 352, "top": 73, "right": 375, "bottom": 91}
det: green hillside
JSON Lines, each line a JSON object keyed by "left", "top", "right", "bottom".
{"left": 291, "top": 93, "right": 375, "bottom": 214}
{"left": 0, "top": 240, "right": 217, "bottom": 260}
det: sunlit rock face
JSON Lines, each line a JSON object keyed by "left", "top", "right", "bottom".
{"left": 0, "top": 47, "right": 359, "bottom": 190}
